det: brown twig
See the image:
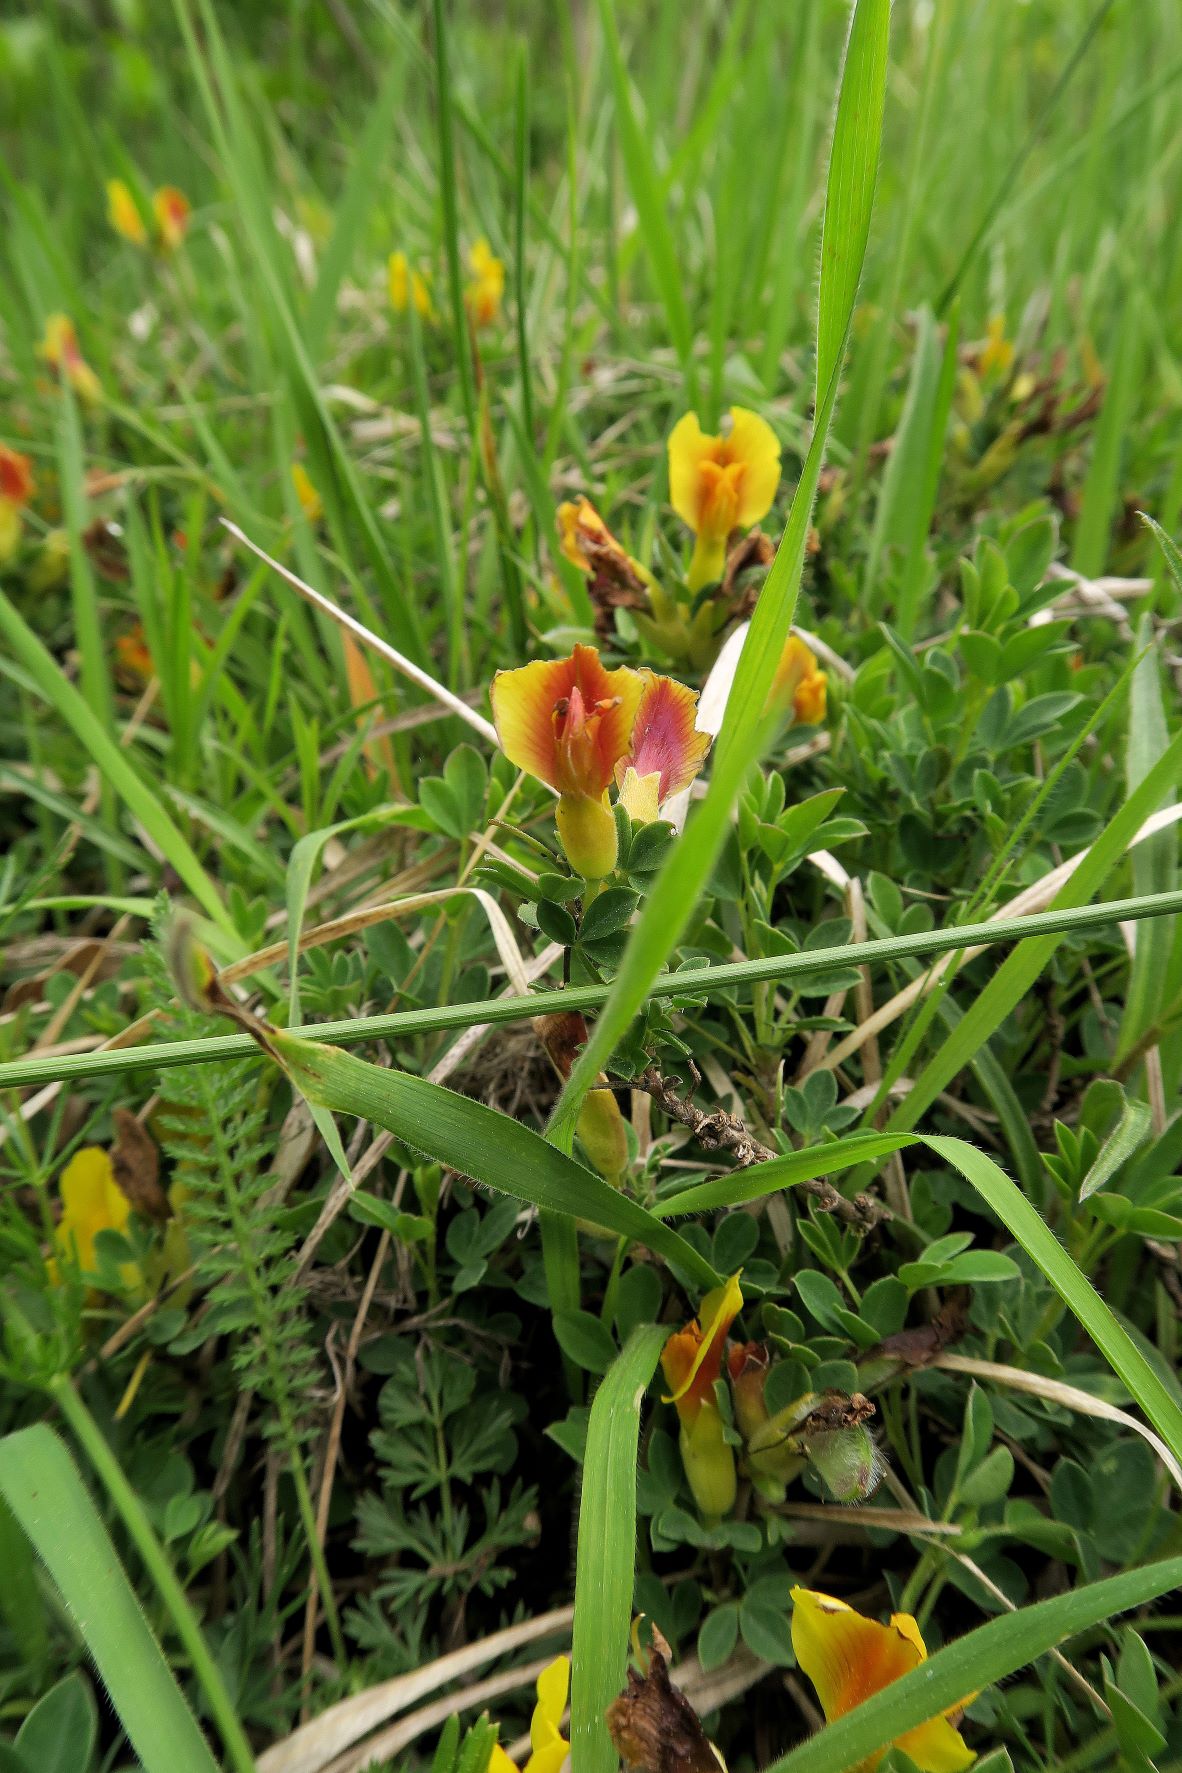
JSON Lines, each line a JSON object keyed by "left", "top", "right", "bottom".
{"left": 637, "top": 1063, "right": 887, "bottom": 1232}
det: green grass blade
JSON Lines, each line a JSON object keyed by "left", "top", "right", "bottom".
{"left": 548, "top": 0, "right": 890, "bottom": 1151}
{"left": 270, "top": 1031, "right": 720, "bottom": 1290}
{"left": 0, "top": 1425, "right": 221, "bottom": 1773}
{"left": 1117, "top": 615, "right": 1177, "bottom": 1059}
{"left": 0, "top": 588, "right": 239, "bottom": 946}
{"left": 814, "top": 0, "right": 890, "bottom": 408}
{"left": 594, "top": 0, "right": 694, "bottom": 389}
{"left": 1072, "top": 293, "right": 1143, "bottom": 578}
{"left": 5, "top": 890, "right": 1182, "bottom": 1093}
{"left": 765, "top": 1556, "right": 1182, "bottom": 1773}
{"left": 570, "top": 1325, "right": 667, "bottom": 1773}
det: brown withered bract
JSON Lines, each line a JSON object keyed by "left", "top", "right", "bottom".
{"left": 606, "top": 1630, "right": 723, "bottom": 1773}
{"left": 721, "top": 527, "right": 775, "bottom": 618}
{"left": 110, "top": 1107, "right": 169, "bottom": 1222}
{"left": 533, "top": 1009, "right": 590, "bottom": 1081}
{"left": 863, "top": 1290, "right": 968, "bottom": 1369}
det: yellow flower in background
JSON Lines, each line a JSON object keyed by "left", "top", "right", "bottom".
{"left": 486, "top": 1655, "right": 570, "bottom": 1773}
{"left": 791, "top": 1588, "right": 975, "bottom": 1772}
{"left": 39, "top": 314, "right": 102, "bottom": 404}
{"left": 52, "top": 1148, "right": 141, "bottom": 1293}
{"left": 466, "top": 237, "right": 505, "bottom": 328}
{"left": 660, "top": 1272, "right": 743, "bottom": 1520}
{"left": 153, "top": 185, "right": 191, "bottom": 252}
{"left": 768, "top": 634, "right": 827, "bottom": 727}
{"left": 291, "top": 462, "right": 323, "bottom": 523}
{"left": 0, "top": 444, "right": 35, "bottom": 564}
{"left": 107, "top": 177, "right": 148, "bottom": 245}
{"left": 978, "top": 314, "right": 1014, "bottom": 378}
{"left": 668, "top": 407, "right": 781, "bottom": 592}
{"left": 388, "top": 250, "right": 434, "bottom": 319}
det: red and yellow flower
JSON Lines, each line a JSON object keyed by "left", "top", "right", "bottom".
{"left": 491, "top": 645, "right": 708, "bottom": 879}
{"left": 389, "top": 250, "right": 434, "bottom": 320}
{"left": 0, "top": 445, "right": 35, "bottom": 563}
{"left": 486, "top": 1655, "right": 570, "bottom": 1773}
{"left": 466, "top": 237, "right": 505, "bottom": 328}
{"left": 108, "top": 179, "right": 191, "bottom": 251}
{"left": 769, "top": 634, "right": 827, "bottom": 727}
{"left": 791, "top": 1587, "right": 975, "bottom": 1772}
{"left": 668, "top": 407, "right": 781, "bottom": 592}
{"left": 660, "top": 1272, "right": 743, "bottom": 1520}
{"left": 153, "top": 186, "right": 191, "bottom": 252}
{"left": 39, "top": 315, "right": 102, "bottom": 404}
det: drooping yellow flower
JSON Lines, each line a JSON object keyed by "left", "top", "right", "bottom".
{"left": 0, "top": 444, "right": 35, "bottom": 564}
{"left": 107, "top": 178, "right": 148, "bottom": 245}
{"left": 39, "top": 314, "right": 102, "bottom": 404}
{"left": 153, "top": 186, "right": 191, "bottom": 252}
{"left": 668, "top": 407, "right": 781, "bottom": 592}
{"left": 52, "top": 1148, "right": 141, "bottom": 1293}
{"left": 790, "top": 1588, "right": 975, "bottom": 1773}
{"left": 291, "top": 462, "right": 323, "bottom": 524}
{"left": 466, "top": 237, "right": 505, "bottom": 328}
{"left": 768, "top": 634, "right": 827, "bottom": 727}
{"left": 388, "top": 250, "right": 434, "bottom": 320}
{"left": 660, "top": 1272, "right": 743, "bottom": 1520}
{"left": 490, "top": 645, "right": 708, "bottom": 878}
{"left": 485, "top": 1655, "right": 570, "bottom": 1773}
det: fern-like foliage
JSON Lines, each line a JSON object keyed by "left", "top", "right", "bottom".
{"left": 143, "top": 921, "right": 319, "bottom": 1453}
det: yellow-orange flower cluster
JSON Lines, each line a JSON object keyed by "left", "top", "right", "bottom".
{"left": 388, "top": 250, "right": 434, "bottom": 320}
{"left": 466, "top": 237, "right": 505, "bottom": 328}
{"left": 39, "top": 315, "right": 101, "bottom": 404}
{"left": 107, "top": 178, "right": 191, "bottom": 252}
{"left": 791, "top": 1587, "right": 975, "bottom": 1771}
{"left": 50, "top": 1147, "right": 141, "bottom": 1294}
{"left": 491, "top": 644, "right": 709, "bottom": 879}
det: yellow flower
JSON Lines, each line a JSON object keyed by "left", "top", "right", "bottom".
{"left": 107, "top": 177, "right": 148, "bottom": 245}
{"left": 486, "top": 1655, "right": 570, "bottom": 1773}
{"left": 790, "top": 1587, "right": 975, "bottom": 1773}
{"left": 978, "top": 314, "right": 1014, "bottom": 378}
{"left": 466, "top": 237, "right": 505, "bottom": 328}
{"left": 291, "top": 462, "right": 323, "bottom": 523}
{"left": 668, "top": 407, "right": 781, "bottom": 591}
{"left": 490, "top": 645, "right": 709, "bottom": 878}
{"left": 388, "top": 250, "right": 434, "bottom": 319}
{"left": 768, "top": 634, "right": 827, "bottom": 727}
{"left": 0, "top": 444, "right": 35, "bottom": 564}
{"left": 52, "top": 1148, "right": 141, "bottom": 1293}
{"left": 153, "top": 186, "right": 191, "bottom": 252}
{"left": 39, "top": 314, "right": 102, "bottom": 404}
{"left": 660, "top": 1272, "right": 743, "bottom": 1520}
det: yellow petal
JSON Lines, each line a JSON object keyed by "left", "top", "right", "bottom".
{"left": 662, "top": 1271, "right": 743, "bottom": 1406}
{"left": 107, "top": 178, "right": 147, "bottom": 245}
{"left": 726, "top": 406, "right": 781, "bottom": 526}
{"left": 617, "top": 766, "right": 661, "bottom": 824}
{"left": 522, "top": 1744, "right": 568, "bottom": 1773}
{"left": 487, "top": 1745, "right": 519, "bottom": 1773}
{"left": 667, "top": 411, "right": 713, "bottom": 534}
{"left": 491, "top": 646, "right": 643, "bottom": 798}
{"left": 532, "top": 1656, "right": 570, "bottom": 1739}
{"left": 894, "top": 1715, "right": 976, "bottom": 1772}
{"left": 790, "top": 1588, "right": 924, "bottom": 1724}
{"left": 153, "top": 186, "right": 191, "bottom": 251}
{"left": 291, "top": 462, "right": 323, "bottom": 524}
{"left": 389, "top": 251, "right": 411, "bottom": 311}
{"left": 0, "top": 502, "right": 20, "bottom": 564}
{"left": 56, "top": 1147, "right": 132, "bottom": 1278}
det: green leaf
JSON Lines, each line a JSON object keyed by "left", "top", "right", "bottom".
{"left": 0, "top": 1428, "right": 219, "bottom": 1773}
{"left": 554, "top": 1310, "right": 619, "bottom": 1376}
{"left": 570, "top": 1326, "right": 668, "bottom": 1773}
{"left": 1079, "top": 1096, "right": 1154, "bottom": 1200}
{"left": 765, "top": 1559, "right": 1182, "bottom": 1773}
{"left": 14, "top": 1673, "right": 97, "bottom": 1773}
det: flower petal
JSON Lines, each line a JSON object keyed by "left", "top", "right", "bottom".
{"left": 532, "top": 1656, "right": 570, "bottom": 1740}
{"left": 617, "top": 767, "right": 661, "bottom": 825}
{"left": 491, "top": 646, "right": 642, "bottom": 798}
{"left": 153, "top": 186, "right": 191, "bottom": 251}
{"left": 0, "top": 445, "right": 34, "bottom": 508}
{"left": 668, "top": 412, "right": 714, "bottom": 534}
{"left": 487, "top": 1744, "right": 519, "bottom": 1773}
{"left": 107, "top": 178, "right": 147, "bottom": 245}
{"left": 790, "top": 1588, "right": 924, "bottom": 1723}
{"left": 726, "top": 407, "right": 781, "bottom": 527}
{"left": 662, "top": 1271, "right": 743, "bottom": 1408}
{"left": 618, "top": 672, "right": 711, "bottom": 806}
{"left": 893, "top": 1715, "right": 977, "bottom": 1772}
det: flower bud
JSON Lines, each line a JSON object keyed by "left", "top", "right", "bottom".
{"left": 576, "top": 1087, "right": 630, "bottom": 1187}
{"left": 679, "top": 1401, "right": 737, "bottom": 1522}
{"left": 556, "top": 792, "right": 619, "bottom": 880}
{"left": 805, "top": 1424, "right": 884, "bottom": 1503}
